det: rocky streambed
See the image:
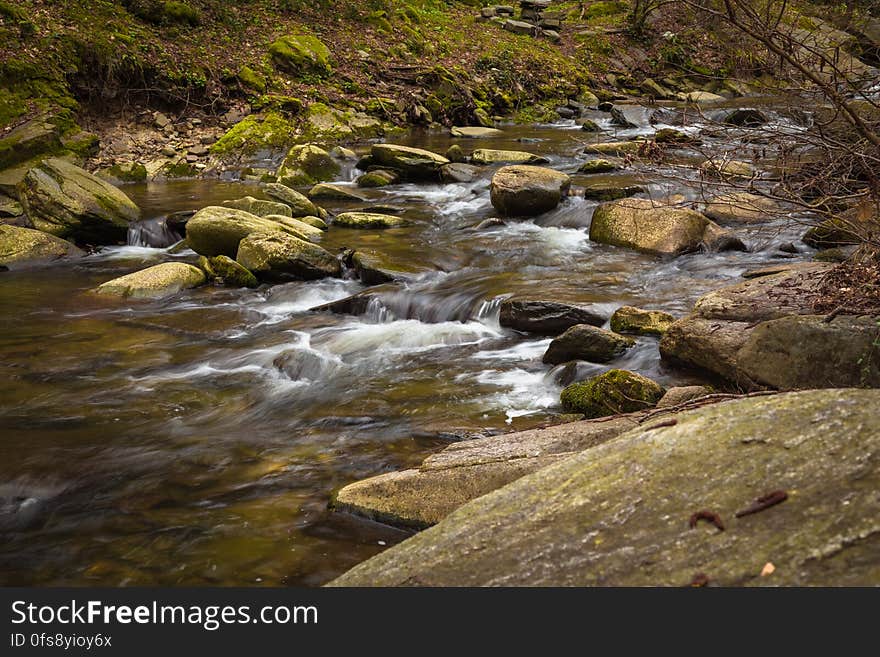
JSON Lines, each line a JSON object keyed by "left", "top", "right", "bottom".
{"left": 0, "top": 97, "right": 877, "bottom": 586}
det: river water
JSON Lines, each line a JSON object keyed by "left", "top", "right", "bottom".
{"left": 0, "top": 101, "right": 816, "bottom": 585}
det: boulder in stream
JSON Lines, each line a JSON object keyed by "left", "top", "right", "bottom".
{"left": 582, "top": 141, "right": 645, "bottom": 157}
{"left": 222, "top": 196, "right": 292, "bottom": 218}
{"left": 490, "top": 165, "right": 570, "bottom": 217}
{"left": 499, "top": 299, "right": 606, "bottom": 334}
{"left": 560, "top": 369, "right": 665, "bottom": 417}
{"left": 351, "top": 250, "right": 429, "bottom": 285}
{"left": 275, "top": 144, "right": 340, "bottom": 187}
{"left": 356, "top": 169, "right": 400, "bottom": 188}
{"left": 333, "top": 212, "right": 409, "bottom": 229}
{"left": 186, "top": 206, "right": 309, "bottom": 258}
{"left": 450, "top": 126, "right": 503, "bottom": 138}
{"left": 440, "top": 163, "right": 481, "bottom": 183}
{"left": 470, "top": 149, "right": 548, "bottom": 165}
{"left": 370, "top": 144, "right": 449, "bottom": 180}
{"left": 17, "top": 158, "right": 140, "bottom": 243}
{"left": 263, "top": 182, "right": 321, "bottom": 218}
{"left": 0, "top": 225, "right": 83, "bottom": 269}
{"left": 703, "top": 192, "right": 780, "bottom": 224}
{"left": 236, "top": 231, "right": 341, "bottom": 281}
{"left": 329, "top": 389, "right": 880, "bottom": 586}
{"left": 610, "top": 306, "right": 675, "bottom": 336}
{"left": 543, "top": 324, "right": 635, "bottom": 365}
{"left": 200, "top": 255, "right": 259, "bottom": 288}
{"left": 95, "top": 262, "right": 205, "bottom": 299}
{"left": 263, "top": 215, "right": 324, "bottom": 242}
{"left": 589, "top": 198, "right": 743, "bottom": 256}
{"left": 699, "top": 158, "right": 755, "bottom": 180}
{"left": 577, "top": 158, "right": 620, "bottom": 174}
{"left": 307, "top": 183, "right": 365, "bottom": 202}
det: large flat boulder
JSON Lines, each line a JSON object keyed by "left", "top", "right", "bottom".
{"left": 95, "top": 263, "right": 205, "bottom": 299}
{"left": 330, "top": 390, "right": 880, "bottom": 586}
{"left": 236, "top": 231, "right": 341, "bottom": 281}
{"left": 331, "top": 416, "right": 640, "bottom": 529}
{"left": 17, "top": 158, "right": 140, "bottom": 243}
{"left": 0, "top": 225, "right": 83, "bottom": 269}
{"left": 589, "top": 198, "right": 742, "bottom": 256}
{"left": 185, "top": 206, "right": 307, "bottom": 257}
{"left": 471, "top": 149, "right": 548, "bottom": 165}
{"left": 370, "top": 144, "right": 448, "bottom": 180}
{"left": 490, "top": 165, "right": 570, "bottom": 217}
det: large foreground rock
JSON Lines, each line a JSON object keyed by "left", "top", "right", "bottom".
{"left": 95, "top": 263, "right": 205, "bottom": 299}
{"left": 370, "top": 144, "right": 448, "bottom": 180}
{"left": 589, "top": 198, "right": 744, "bottom": 256}
{"left": 499, "top": 299, "right": 605, "bottom": 334}
{"left": 331, "top": 416, "right": 641, "bottom": 529}
{"left": 490, "top": 165, "right": 570, "bottom": 217}
{"left": 18, "top": 158, "right": 140, "bottom": 243}
{"left": 330, "top": 390, "right": 880, "bottom": 586}
{"left": 236, "top": 231, "right": 341, "bottom": 280}
{"left": 185, "top": 206, "right": 307, "bottom": 257}
{"left": 659, "top": 263, "right": 880, "bottom": 389}
{"left": 0, "top": 225, "right": 83, "bottom": 269}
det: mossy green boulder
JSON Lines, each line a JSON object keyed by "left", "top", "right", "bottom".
{"left": 0, "top": 224, "right": 83, "bottom": 269}
{"left": 589, "top": 198, "right": 740, "bottom": 256}
{"left": 333, "top": 212, "right": 409, "bottom": 229}
{"left": 236, "top": 231, "right": 341, "bottom": 281}
{"left": 703, "top": 192, "right": 779, "bottom": 225}
{"left": 490, "top": 165, "right": 571, "bottom": 217}
{"left": 578, "top": 159, "right": 620, "bottom": 174}
{"left": 275, "top": 144, "right": 340, "bottom": 187}
{"left": 263, "top": 215, "right": 324, "bottom": 242}
{"left": 330, "top": 389, "right": 880, "bottom": 586}
{"left": 699, "top": 158, "right": 754, "bottom": 180}
{"left": 95, "top": 262, "right": 205, "bottom": 299}
{"left": 307, "top": 183, "right": 364, "bottom": 202}
{"left": 185, "top": 206, "right": 308, "bottom": 258}
{"left": 610, "top": 306, "right": 675, "bottom": 336}
{"left": 18, "top": 158, "right": 140, "bottom": 244}
{"left": 370, "top": 144, "right": 449, "bottom": 180}
{"left": 560, "top": 369, "right": 664, "bottom": 417}
{"left": 269, "top": 34, "right": 332, "bottom": 77}
{"left": 471, "top": 149, "right": 548, "bottom": 165}
{"left": 0, "top": 117, "right": 63, "bottom": 171}
{"left": 262, "top": 182, "right": 321, "bottom": 218}
{"left": 356, "top": 170, "right": 400, "bottom": 188}
{"left": 543, "top": 325, "right": 635, "bottom": 365}
{"left": 202, "top": 255, "right": 259, "bottom": 288}
{"left": 583, "top": 141, "right": 645, "bottom": 157}
{"left": 222, "top": 196, "right": 292, "bottom": 218}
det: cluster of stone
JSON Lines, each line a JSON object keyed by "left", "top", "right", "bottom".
{"left": 477, "top": 1, "right": 563, "bottom": 42}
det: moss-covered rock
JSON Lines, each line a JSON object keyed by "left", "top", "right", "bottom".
{"left": 18, "top": 158, "right": 140, "bottom": 244}
{"left": 490, "top": 165, "right": 570, "bottom": 217}
{"left": 583, "top": 141, "right": 645, "bottom": 157}
{"left": 209, "top": 112, "right": 296, "bottom": 156}
{"left": 679, "top": 90, "right": 726, "bottom": 104}
{"left": 275, "top": 144, "right": 340, "bottom": 187}
{"left": 578, "top": 158, "right": 620, "bottom": 174}
{"left": 185, "top": 206, "right": 307, "bottom": 257}
{"left": 262, "top": 215, "right": 324, "bottom": 242}
{"left": 222, "top": 196, "right": 292, "bottom": 218}
{"left": 205, "top": 255, "right": 259, "bottom": 288}
{"left": 543, "top": 325, "right": 635, "bottom": 365}
{"left": 262, "top": 182, "right": 320, "bottom": 218}
{"left": 589, "top": 198, "right": 741, "bottom": 256}
{"left": 0, "top": 117, "right": 63, "bottom": 170}
{"left": 95, "top": 262, "right": 205, "bottom": 299}
{"left": 330, "top": 389, "right": 880, "bottom": 586}
{"left": 699, "top": 158, "right": 755, "bottom": 180}
{"left": 269, "top": 34, "right": 332, "bottom": 77}
{"left": 610, "top": 306, "right": 675, "bottom": 336}
{"left": 351, "top": 249, "right": 428, "bottom": 285}
{"left": 97, "top": 161, "right": 148, "bottom": 184}
{"left": 581, "top": 182, "right": 645, "bottom": 202}
{"left": 471, "top": 149, "right": 548, "bottom": 165}
{"left": 450, "top": 126, "right": 503, "bottom": 138}
{"left": 307, "top": 183, "right": 364, "bottom": 202}
{"left": 295, "top": 215, "right": 328, "bottom": 230}
{"left": 0, "top": 224, "right": 83, "bottom": 269}
{"left": 333, "top": 212, "right": 409, "bottom": 229}
{"left": 356, "top": 169, "right": 400, "bottom": 188}
{"left": 237, "top": 65, "right": 266, "bottom": 94}
{"left": 370, "top": 144, "right": 448, "bottom": 180}
{"left": 704, "top": 192, "right": 779, "bottom": 224}
{"left": 235, "top": 231, "right": 340, "bottom": 281}
{"left": 561, "top": 369, "right": 665, "bottom": 417}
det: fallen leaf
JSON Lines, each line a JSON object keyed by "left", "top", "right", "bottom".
{"left": 760, "top": 562, "right": 775, "bottom": 577}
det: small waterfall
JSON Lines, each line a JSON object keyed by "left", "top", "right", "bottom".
{"left": 127, "top": 217, "right": 183, "bottom": 248}
{"left": 360, "top": 287, "right": 492, "bottom": 324}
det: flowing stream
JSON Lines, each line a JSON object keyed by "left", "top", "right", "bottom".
{"left": 0, "top": 100, "right": 818, "bottom": 585}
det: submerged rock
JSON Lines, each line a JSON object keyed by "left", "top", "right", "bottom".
{"left": 490, "top": 165, "right": 570, "bottom": 217}
{"left": 95, "top": 262, "right": 205, "bottom": 299}
{"left": 610, "top": 306, "right": 675, "bottom": 336}
{"left": 543, "top": 325, "right": 635, "bottom": 365}
{"left": 263, "top": 182, "right": 321, "bottom": 218}
{"left": 499, "top": 299, "right": 606, "bottom": 334}
{"left": 222, "top": 196, "right": 292, "bottom": 218}
{"left": 589, "top": 198, "right": 742, "bottom": 256}
{"left": 330, "top": 390, "right": 880, "bottom": 586}
{"left": 236, "top": 232, "right": 341, "bottom": 280}
{"left": 331, "top": 416, "right": 641, "bottom": 529}
{"left": 561, "top": 369, "right": 665, "bottom": 417}
{"left": 0, "top": 225, "right": 83, "bottom": 269}
{"left": 370, "top": 144, "right": 449, "bottom": 180}
{"left": 470, "top": 149, "right": 548, "bottom": 165}
{"left": 18, "top": 158, "right": 140, "bottom": 243}
{"left": 333, "top": 212, "right": 409, "bottom": 229}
